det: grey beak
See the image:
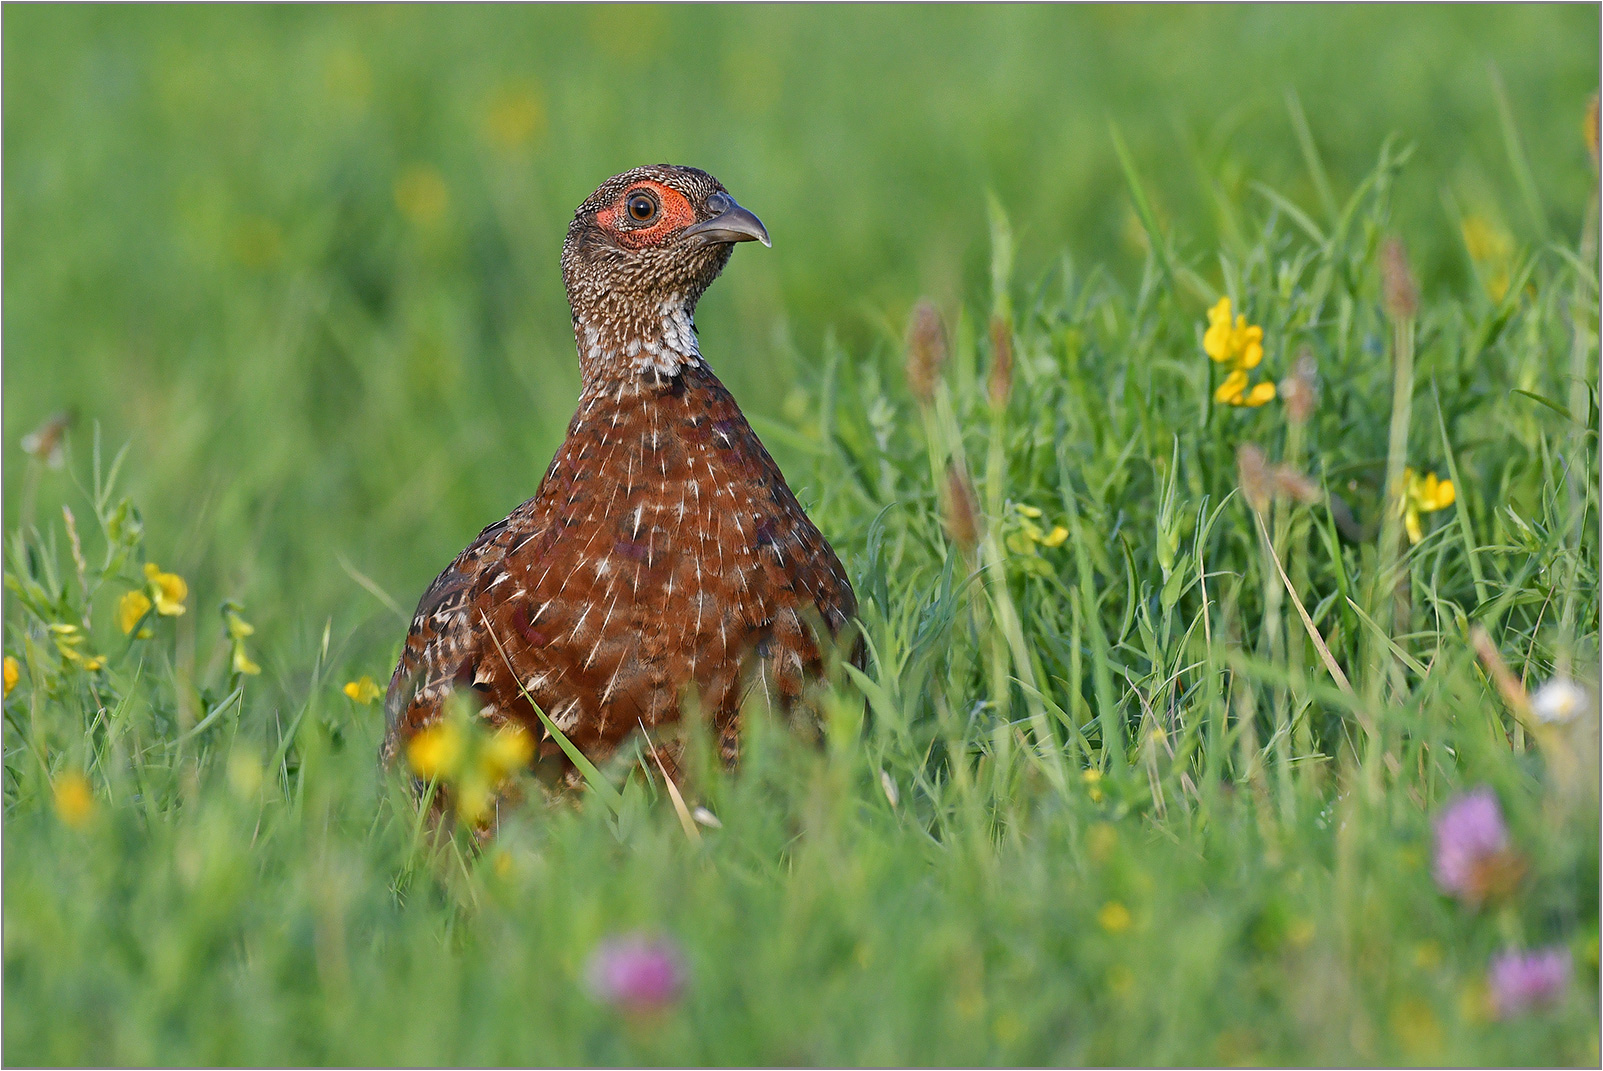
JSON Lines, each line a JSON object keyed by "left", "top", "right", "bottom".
{"left": 682, "top": 192, "right": 771, "bottom": 247}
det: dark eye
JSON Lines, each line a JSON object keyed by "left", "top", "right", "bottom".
{"left": 626, "top": 193, "right": 657, "bottom": 222}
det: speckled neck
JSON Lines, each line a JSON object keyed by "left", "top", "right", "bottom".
{"left": 573, "top": 294, "right": 702, "bottom": 385}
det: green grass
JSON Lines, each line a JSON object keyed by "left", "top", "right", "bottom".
{"left": 3, "top": 6, "right": 1599, "bottom": 1065}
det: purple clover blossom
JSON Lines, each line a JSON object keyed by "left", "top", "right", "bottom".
{"left": 1489, "top": 946, "right": 1572, "bottom": 1019}
{"left": 585, "top": 933, "right": 686, "bottom": 1012}
{"left": 1432, "top": 788, "right": 1509, "bottom": 903}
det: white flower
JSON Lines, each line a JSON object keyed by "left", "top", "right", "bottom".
{"left": 1531, "top": 679, "right": 1590, "bottom": 724}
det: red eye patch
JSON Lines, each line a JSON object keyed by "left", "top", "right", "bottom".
{"left": 596, "top": 181, "right": 698, "bottom": 249}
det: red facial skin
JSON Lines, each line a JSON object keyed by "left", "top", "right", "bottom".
{"left": 595, "top": 181, "right": 698, "bottom": 249}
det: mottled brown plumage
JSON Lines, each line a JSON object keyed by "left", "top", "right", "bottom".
{"left": 383, "top": 165, "right": 856, "bottom": 784}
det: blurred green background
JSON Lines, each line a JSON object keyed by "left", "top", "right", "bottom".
{"left": 4, "top": 10, "right": 1599, "bottom": 1063}
{"left": 4, "top": 4, "right": 1596, "bottom": 667}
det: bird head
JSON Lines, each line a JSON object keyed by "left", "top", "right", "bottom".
{"left": 561, "top": 165, "right": 769, "bottom": 378}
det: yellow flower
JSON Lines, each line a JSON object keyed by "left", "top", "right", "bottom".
{"left": 481, "top": 723, "right": 535, "bottom": 783}
{"left": 3, "top": 656, "right": 17, "bottom": 697}
{"left": 222, "top": 603, "right": 260, "bottom": 676}
{"left": 232, "top": 647, "right": 262, "bottom": 676}
{"left": 143, "top": 562, "right": 187, "bottom": 616}
{"left": 407, "top": 721, "right": 464, "bottom": 781}
{"left": 344, "top": 676, "right": 381, "bottom": 704}
{"left": 1097, "top": 901, "right": 1132, "bottom": 933}
{"left": 53, "top": 772, "right": 95, "bottom": 828}
{"left": 1087, "top": 822, "right": 1118, "bottom": 861}
{"left": 227, "top": 749, "right": 263, "bottom": 799}
{"left": 50, "top": 625, "right": 105, "bottom": 672}
{"left": 1230, "top": 381, "right": 1276, "bottom": 407}
{"left": 1037, "top": 525, "right": 1069, "bottom": 548}
{"left": 1461, "top": 215, "right": 1512, "bottom": 265}
{"left": 1461, "top": 215, "right": 1514, "bottom": 301}
{"left": 1390, "top": 998, "right": 1444, "bottom": 1062}
{"left": 482, "top": 80, "right": 546, "bottom": 150}
{"left": 1082, "top": 767, "right": 1104, "bottom": 802}
{"left": 1006, "top": 504, "right": 1071, "bottom": 557}
{"left": 1203, "top": 297, "right": 1264, "bottom": 368}
{"left": 455, "top": 777, "right": 493, "bottom": 826}
{"left": 1399, "top": 469, "right": 1456, "bottom": 544}
{"left": 395, "top": 165, "right": 449, "bottom": 226}
{"left": 1204, "top": 297, "right": 1275, "bottom": 407}
{"left": 117, "top": 590, "right": 153, "bottom": 635}
{"left": 1214, "top": 368, "right": 1277, "bottom": 407}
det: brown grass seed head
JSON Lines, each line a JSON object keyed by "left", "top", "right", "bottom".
{"left": 1381, "top": 237, "right": 1419, "bottom": 321}
{"left": 987, "top": 315, "right": 1013, "bottom": 410}
{"left": 942, "top": 461, "right": 981, "bottom": 554}
{"left": 905, "top": 300, "right": 947, "bottom": 407}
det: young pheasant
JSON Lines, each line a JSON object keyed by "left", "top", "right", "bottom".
{"left": 382, "top": 164, "right": 857, "bottom": 787}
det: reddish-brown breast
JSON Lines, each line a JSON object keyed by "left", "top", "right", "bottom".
{"left": 382, "top": 361, "right": 856, "bottom": 771}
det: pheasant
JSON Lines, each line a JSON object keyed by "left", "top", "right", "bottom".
{"left": 382, "top": 164, "right": 857, "bottom": 793}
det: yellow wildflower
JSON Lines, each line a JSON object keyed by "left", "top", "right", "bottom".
{"left": 395, "top": 165, "right": 449, "bottom": 226}
{"left": 344, "top": 676, "right": 381, "bottom": 704}
{"left": 1461, "top": 215, "right": 1514, "bottom": 301}
{"left": 407, "top": 720, "right": 464, "bottom": 782}
{"left": 1399, "top": 469, "right": 1456, "bottom": 544}
{"left": 144, "top": 562, "right": 187, "bottom": 616}
{"left": 455, "top": 779, "right": 493, "bottom": 826}
{"left": 481, "top": 723, "right": 535, "bottom": 782}
{"left": 1390, "top": 998, "right": 1444, "bottom": 1062}
{"left": 323, "top": 47, "right": 372, "bottom": 108}
{"left": 220, "top": 602, "right": 261, "bottom": 675}
{"left": 53, "top": 772, "right": 95, "bottom": 828}
{"left": 1097, "top": 901, "right": 1132, "bottom": 933}
{"left": 1461, "top": 215, "right": 1512, "bottom": 265}
{"left": 1082, "top": 767, "right": 1104, "bottom": 802}
{"left": 50, "top": 624, "right": 105, "bottom": 672}
{"left": 1005, "top": 504, "right": 1070, "bottom": 561}
{"left": 1204, "top": 297, "right": 1276, "bottom": 407}
{"left": 227, "top": 749, "right": 263, "bottom": 799}
{"left": 482, "top": 80, "right": 546, "bottom": 150}
{"left": 3, "top": 656, "right": 17, "bottom": 697}
{"left": 1204, "top": 297, "right": 1264, "bottom": 368}
{"left": 1087, "top": 822, "right": 1117, "bottom": 861}
{"left": 117, "top": 590, "right": 153, "bottom": 636}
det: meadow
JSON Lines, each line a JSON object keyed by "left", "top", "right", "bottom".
{"left": 3, "top": 6, "right": 1599, "bottom": 1065}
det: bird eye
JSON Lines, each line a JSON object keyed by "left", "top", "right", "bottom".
{"left": 626, "top": 193, "right": 658, "bottom": 223}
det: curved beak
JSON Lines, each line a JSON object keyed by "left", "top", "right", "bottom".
{"left": 682, "top": 192, "right": 771, "bottom": 247}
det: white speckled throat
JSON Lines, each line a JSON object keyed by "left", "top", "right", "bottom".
{"left": 573, "top": 296, "right": 703, "bottom": 382}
